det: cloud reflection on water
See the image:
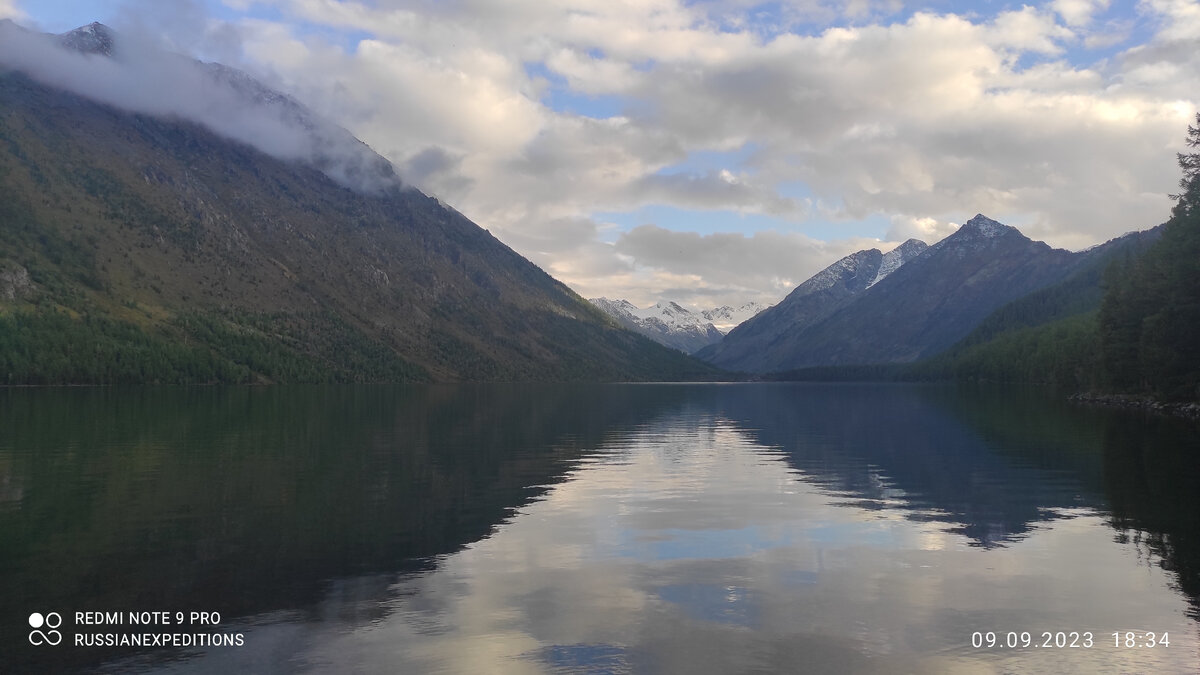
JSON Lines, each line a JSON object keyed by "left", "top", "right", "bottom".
{"left": 283, "top": 414, "right": 1196, "bottom": 675}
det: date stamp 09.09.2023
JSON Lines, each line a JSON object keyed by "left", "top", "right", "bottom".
{"left": 971, "top": 630, "right": 1169, "bottom": 650}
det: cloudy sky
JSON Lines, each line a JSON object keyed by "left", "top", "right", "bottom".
{"left": 5, "top": 0, "right": 1198, "bottom": 308}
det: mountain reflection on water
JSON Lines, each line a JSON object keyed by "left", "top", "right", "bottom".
{"left": 716, "top": 384, "right": 1109, "bottom": 548}
{"left": 0, "top": 383, "right": 1197, "bottom": 673}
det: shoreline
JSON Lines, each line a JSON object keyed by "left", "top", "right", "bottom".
{"left": 1069, "top": 392, "right": 1200, "bottom": 420}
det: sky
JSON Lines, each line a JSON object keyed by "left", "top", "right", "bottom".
{"left": 3, "top": 0, "right": 1198, "bottom": 309}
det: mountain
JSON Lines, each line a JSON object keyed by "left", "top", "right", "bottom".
{"left": 905, "top": 226, "right": 1162, "bottom": 389}
{"left": 780, "top": 215, "right": 1085, "bottom": 368}
{"left": 696, "top": 238, "right": 927, "bottom": 370}
{"left": 910, "top": 115, "right": 1200, "bottom": 402}
{"left": 700, "top": 301, "right": 770, "bottom": 333}
{"left": 0, "top": 22, "right": 718, "bottom": 384}
{"left": 941, "top": 227, "right": 1162, "bottom": 352}
{"left": 868, "top": 238, "right": 928, "bottom": 288}
{"left": 58, "top": 21, "right": 114, "bottom": 55}
{"left": 587, "top": 298, "right": 772, "bottom": 354}
{"left": 701, "top": 215, "right": 1140, "bottom": 373}
{"left": 589, "top": 298, "right": 724, "bottom": 354}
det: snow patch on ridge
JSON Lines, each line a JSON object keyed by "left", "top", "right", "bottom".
{"left": 803, "top": 250, "right": 878, "bottom": 294}
{"left": 867, "top": 238, "right": 929, "bottom": 288}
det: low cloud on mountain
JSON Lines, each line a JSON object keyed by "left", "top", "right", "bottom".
{"left": 0, "top": 19, "right": 398, "bottom": 192}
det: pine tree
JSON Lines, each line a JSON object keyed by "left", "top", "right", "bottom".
{"left": 1171, "top": 113, "right": 1200, "bottom": 219}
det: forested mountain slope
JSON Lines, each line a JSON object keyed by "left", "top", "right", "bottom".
{"left": 0, "top": 25, "right": 716, "bottom": 384}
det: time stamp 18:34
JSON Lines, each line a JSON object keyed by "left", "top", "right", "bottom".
{"left": 971, "top": 631, "right": 1170, "bottom": 649}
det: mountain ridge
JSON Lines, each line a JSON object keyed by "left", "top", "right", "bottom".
{"left": 0, "top": 22, "right": 718, "bottom": 383}
{"left": 697, "top": 215, "right": 1142, "bottom": 373}
{"left": 696, "top": 237, "right": 928, "bottom": 370}
{"left": 588, "top": 298, "right": 767, "bottom": 354}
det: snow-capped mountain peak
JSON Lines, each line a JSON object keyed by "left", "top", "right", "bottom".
{"left": 868, "top": 238, "right": 929, "bottom": 288}
{"left": 701, "top": 302, "right": 770, "bottom": 333}
{"left": 959, "top": 213, "right": 1017, "bottom": 238}
{"left": 589, "top": 297, "right": 769, "bottom": 353}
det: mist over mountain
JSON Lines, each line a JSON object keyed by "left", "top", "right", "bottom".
{"left": 0, "top": 20, "right": 397, "bottom": 192}
{"left": 0, "top": 22, "right": 716, "bottom": 383}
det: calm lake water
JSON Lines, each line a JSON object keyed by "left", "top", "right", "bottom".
{"left": 2, "top": 383, "right": 1199, "bottom": 673}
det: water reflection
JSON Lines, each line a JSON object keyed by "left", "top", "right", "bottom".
{"left": 1101, "top": 412, "right": 1200, "bottom": 620}
{"left": 168, "top": 408, "right": 1197, "bottom": 673}
{"left": 0, "top": 384, "right": 692, "bottom": 673}
{"left": 710, "top": 383, "right": 1110, "bottom": 547}
{"left": 1, "top": 383, "right": 1197, "bottom": 673}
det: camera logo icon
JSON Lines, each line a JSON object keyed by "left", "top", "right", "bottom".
{"left": 28, "top": 612, "right": 63, "bottom": 646}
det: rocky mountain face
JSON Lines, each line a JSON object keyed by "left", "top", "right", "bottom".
{"left": 696, "top": 238, "right": 927, "bottom": 370}
{"left": 58, "top": 21, "right": 114, "bottom": 55}
{"left": 0, "top": 22, "right": 716, "bottom": 383}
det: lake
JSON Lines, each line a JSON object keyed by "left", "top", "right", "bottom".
{"left": 2, "top": 383, "right": 1198, "bottom": 673}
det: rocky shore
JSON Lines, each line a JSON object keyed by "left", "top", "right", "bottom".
{"left": 1070, "top": 392, "right": 1200, "bottom": 420}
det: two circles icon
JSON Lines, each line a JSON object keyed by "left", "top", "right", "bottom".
{"left": 29, "top": 612, "right": 62, "bottom": 646}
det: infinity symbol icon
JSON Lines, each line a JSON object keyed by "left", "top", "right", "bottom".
{"left": 29, "top": 612, "right": 63, "bottom": 646}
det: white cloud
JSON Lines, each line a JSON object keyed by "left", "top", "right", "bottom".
{"left": 627, "top": 170, "right": 808, "bottom": 217}
{"left": 1141, "top": 0, "right": 1200, "bottom": 41}
{"left": 544, "top": 47, "right": 644, "bottom": 95}
{"left": 0, "top": 0, "right": 22, "bottom": 21}
{"left": 1052, "top": 0, "right": 1111, "bottom": 27}
{"left": 607, "top": 226, "right": 883, "bottom": 307}
{"left": 32, "top": 0, "right": 1200, "bottom": 306}
{"left": 988, "top": 6, "right": 1075, "bottom": 55}
{"left": 885, "top": 216, "right": 958, "bottom": 243}
{"left": 1082, "top": 21, "right": 1132, "bottom": 49}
